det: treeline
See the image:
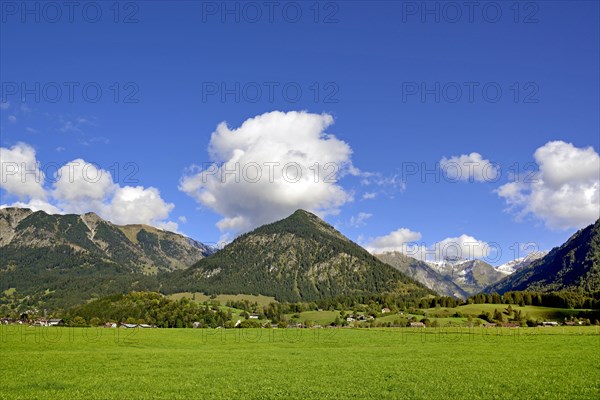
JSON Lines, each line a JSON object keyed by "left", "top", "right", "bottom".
{"left": 467, "top": 290, "right": 600, "bottom": 309}
{"left": 66, "top": 292, "right": 232, "bottom": 328}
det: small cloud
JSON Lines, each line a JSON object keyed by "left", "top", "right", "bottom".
{"left": 440, "top": 152, "right": 499, "bottom": 183}
{"left": 363, "top": 228, "right": 423, "bottom": 256}
{"left": 178, "top": 216, "right": 188, "bottom": 224}
{"left": 25, "top": 127, "right": 38, "bottom": 134}
{"left": 0, "top": 101, "right": 9, "bottom": 110}
{"left": 8, "top": 115, "right": 17, "bottom": 123}
{"left": 362, "top": 192, "right": 377, "bottom": 200}
{"left": 20, "top": 104, "right": 31, "bottom": 113}
{"left": 56, "top": 146, "right": 66, "bottom": 152}
{"left": 58, "top": 115, "right": 95, "bottom": 134}
{"left": 349, "top": 212, "right": 372, "bottom": 228}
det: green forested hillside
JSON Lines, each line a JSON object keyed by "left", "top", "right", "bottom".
{"left": 0, "top": 208, "right": 212, "bottom": 309}
{"left": 486, "top": 219, "right": 600, "bottom": 294}
{"left": 164, "top": 210, "right": 434, "bottom": 302}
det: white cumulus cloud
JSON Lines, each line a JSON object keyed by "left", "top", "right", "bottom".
{"left": 52, "top": 159, "right": 116, "bottom": 213}
{"left": 1, "top": 143, "right": 178, "bottom": 231}
{"left": 0, "top": 142, "right": 46, "bottom": 200}
{"left": 363, "top": 228, "right": 424, "bottom": 256}
{"left": 496, "top": 140, "right": 600, "bottom": 229}
{"left": 440, "top": 152, "right": 499, "bottom": 182}
{"left": 103, "top": 186, "right": 175, "bottom": 228}
{"left": 364, "top": 229, "right": 491, "bottom": 262}
{"left": 180, "top": 111, "right": 355, "bottom": 233}
{"left": 431, "top": 234, "right": 491, "bottom": 261}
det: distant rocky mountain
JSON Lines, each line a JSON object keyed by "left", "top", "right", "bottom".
{"left": 486, "top": 219, "right": 600, "bottom": 294}
{"left": 425, "top": 258, "right": 506, "bottom": 297}
{"left": 0, "top": 207, "right": 214, "bottom": 308}
{"left": 496, "top": 251, "right": 548, "bottom": 275}
{"left": 164, "top": 210, "right": 434, "bottom": 302}
{"left": 375, "top": 252, "right": 469, "bottom": 298}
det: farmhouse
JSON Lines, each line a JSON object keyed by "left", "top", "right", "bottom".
{"left": 381, "top": 308, "right": 391, "bottom": 314}
{"left": 249, "top": 313, "right": 260, "bottom": 319}
{"left": 48, "top": 319, "right": 64, "bottom": 326}
{"left": 410, "top": 322, "right": 425, "bottom": 328}
{"left": 483, "top": 323, "right": 497, "bottom": 328}
{"left": 540, "top": 321, "right": 559, "bottom": 327}
{"left": 104, "top": 322, "right": 117, "bottom": 328}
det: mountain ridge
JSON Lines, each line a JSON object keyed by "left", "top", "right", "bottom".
{"left": 485, "top": 219, "right": 600, "bottom": 294}
{"left": 0, "top": 207, "right": 214, "bottom": 308}
{"left": 164, "top": 209, "right": 434, "bottom": 302}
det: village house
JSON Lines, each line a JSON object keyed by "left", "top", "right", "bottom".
{"left": 410, "top": 322, "right": 425, "bottom": 328}
{"left": 540, "top": 321, "right": 559, "bottom": 327}
{"left": 381, "top": 308, "right": 391, "bottom": 314}
{"left": 248, "top": 313, "right": 260, "bottom": 319}
{"left": 48, "top": 319, "right": 64, "bottom": 326}
{"left": 483, "top": 323, "right": 497, "bottom": 328}
{"left": 104, "top": 322, "right": 117, "bottom": 328}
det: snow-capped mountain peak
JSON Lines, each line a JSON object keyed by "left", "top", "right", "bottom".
{"left": 496, "top": 251, "right": 548, "bottom": 275}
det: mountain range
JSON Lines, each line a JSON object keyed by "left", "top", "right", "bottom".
{"left": 0, "top": 207, "right": 213, "bottom": 308}
{"left": 1, "top": 206, "right": 598, "bottom": 310}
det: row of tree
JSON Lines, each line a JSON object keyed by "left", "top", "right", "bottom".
{"left": 467, "top": 290, "right": 600, "bottom": 309}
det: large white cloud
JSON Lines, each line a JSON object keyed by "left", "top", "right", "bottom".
{"left": 103, "top": 186, "right": 175, "bottom": 228}
{"left": 0, "top": 143, "right": 46, "bottom": 200}
{"left": 497, "top": 141, "right": 600, "bottom": 229}
{"left": 180, "top": 111, "right": 355, "bottom": 233}
{"left": 440, "top": 152, "right": 499, "bottom": 182}
{"left": 52, "top": 159, "right": 117, "bottom": 213}
{"left": 1, "top": 143, "right": 178, "bottom": 231}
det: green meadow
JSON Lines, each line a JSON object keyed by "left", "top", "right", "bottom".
{"left": 2, "top": 326, "right": 598, "bottom": 399}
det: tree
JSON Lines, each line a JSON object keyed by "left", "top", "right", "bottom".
{"left": 493, "top": 309, "right": 504, "bottom": 323}
{"left": 70, "top": 316, "right": 87, "bottom": 327}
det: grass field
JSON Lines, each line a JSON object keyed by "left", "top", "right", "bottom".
{"left": 427, "top": 304, "right": 594, "bottom": 320}
{"left": 2, "top": 326, "right": 598, "bottom": 399}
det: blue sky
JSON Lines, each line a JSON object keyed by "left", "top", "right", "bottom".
{"left": 1, "top": 1, "right": 599, "bottom": 265}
